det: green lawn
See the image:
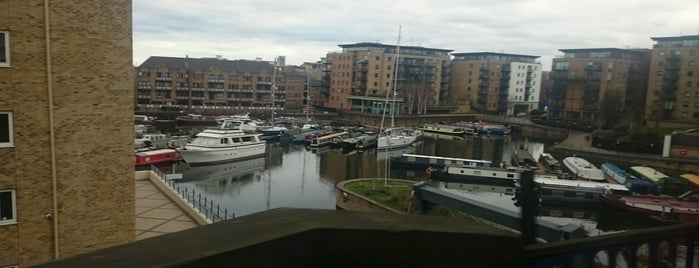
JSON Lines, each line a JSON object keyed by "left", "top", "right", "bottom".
{"left": 343, "top": 180, "right": 415, "bottom": 213}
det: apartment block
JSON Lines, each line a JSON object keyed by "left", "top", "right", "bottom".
{"left": 646, "top": 35, "right": 699, "bottom": 127}
{"left": 451, "top": 53, "right": 542, "bottom": 115}
{"left": 0, "top": 1, "right": 134, "bottom": 266}
{"left": 550, "top": 48, "right": 650, "bottom": 127}
{"left": 135, "top": 55, "right": 308, "bottom": 113}
{"left": 325, "top": 43, "right": 452, "bottom": 115}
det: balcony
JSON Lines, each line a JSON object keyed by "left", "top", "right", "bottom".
{"left": 155, "top": 76, "right": 172, "bottom": 81}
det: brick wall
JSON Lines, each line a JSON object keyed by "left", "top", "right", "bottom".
{"left": 0, "top": 1, "right": 134, "bottom": 266}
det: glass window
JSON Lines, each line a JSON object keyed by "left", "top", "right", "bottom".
{"left": 0, "top": 190, "right": 17, "bottom": 225}
{"left": 0, "top": 112, "right": 14, "bottom": 147}
{"left": 0, "top": 31, "right": 9, "bottom": 67}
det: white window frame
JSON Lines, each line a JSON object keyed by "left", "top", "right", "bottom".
{"left": 0, "top": 189, "right": 17, "bottom": 225}
{"left": 0, "top": 30, "right": 9, "bottom": 67}
{"left": 0, "top": 111, "right": 14, "bottom": 147}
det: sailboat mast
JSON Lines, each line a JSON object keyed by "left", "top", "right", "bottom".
{"left": 391, "top": 26, "right": 401, "bottom": 128}
{"left": 306, "top": 65, "right": 310, "bottom": 122}
{"left": 271, "top": 59, "right": 277, "bottom": 124}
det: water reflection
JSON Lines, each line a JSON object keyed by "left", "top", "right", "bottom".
{"left": 171, "top": 133, "right": 668, "bottom": 235}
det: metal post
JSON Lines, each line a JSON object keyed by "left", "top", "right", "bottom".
{"left": 520, "top": 170, "right": 538, "bottom": 245}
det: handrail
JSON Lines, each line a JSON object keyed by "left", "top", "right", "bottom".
{"left": 150, "top": 165, "right": 234, "bottom": 223}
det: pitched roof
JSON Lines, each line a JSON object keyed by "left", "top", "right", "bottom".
{"left": 139, "top": 56, "right": 274, "bottom": 73}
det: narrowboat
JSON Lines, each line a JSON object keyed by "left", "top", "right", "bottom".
{"left": 532, "top": 174, "right": 629, "bottom": 205}
{"left": 600, "top": 163, "right": 659, "bottom": 195}
{"left": 600, "top": 193, "right": 699, "bottom": 224}
{"left": 431, "top": 166, "right": 520, "bottom": 186}
{"left": 390, "top": 154, "right": 492, "bottom": 170}
{"left": 418, "top": 124, "right": 466, "bottom": 135}
{"left": 135, "top": 149, "right": 182, "bottom": 167}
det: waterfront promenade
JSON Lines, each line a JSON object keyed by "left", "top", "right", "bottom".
{"left": 135, "top": 177, "right": 201, "bottom": 240}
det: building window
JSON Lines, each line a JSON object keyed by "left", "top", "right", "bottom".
{"left": 688, "top": 71, "right": 694, "bottom": 77}
{"left": 0, "top": 190, "right": 16, "bottom": 225}
{"left": 690, "top": 50, "right": 696, "bottom": 56}
{"left": 690, "top": 61, "right": 696, "bottom": 66}
{"left": 687, "top": 82, "right": 693, "bottom": 87}
{"left": 0, "top": 30, "right": 9, "bottom": 67}
{"left": 0, "top": 112, "right": 13, "bottom": 147}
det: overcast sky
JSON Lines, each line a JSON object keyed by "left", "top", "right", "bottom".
{"left": 134, "top": 0, "right": 699, "bottom": 71}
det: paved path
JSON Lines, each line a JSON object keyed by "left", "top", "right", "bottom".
{"left": 135, "top": 179, "right": 199, "bottom": 240}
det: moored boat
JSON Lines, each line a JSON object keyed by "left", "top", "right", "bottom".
{"left": 390, "top": 153, "right": 492, "bottom": 170}
{"left": 538, "top": 153, "right": 562, "bottom": 174}
{"left": 178, "top": 120, "right": 267, "bottom": 165}
{"left": 418, "top": 124, "right": 465, "bottom": 135}
{"left": 309, "top": 131, "right": 349, "bottom": 147}
{"left": 431, "top": 166, "right": 520, "bottom": 186}
{"left": 135, "top": 148, "right": 182, "bottom": 167}
{"left": 533, "top": 174, "right": 629, "bottom": 205}
{"left": 562, "top": 157, "right": 605, "bottom": 182}
{"left": 600, "top": 162, "right": 659, "bottom": 195}
{"left": 376, "top": 127, "right": 423, "bottom": 150}
{"left": 600, "top": 193, "right": 699, "bottom": 224}
{"left": 511, "top": 147, "right": 537, "bottom": 169}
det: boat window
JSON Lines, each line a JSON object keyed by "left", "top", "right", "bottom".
{"left": 507, "top": 174, "right": 514, "bottom": 178}
{"left": 241, "top": 136, "right": 253, "bottom": 142}
{"left": 221, "top": 138, "right": 229, "bottom": 144}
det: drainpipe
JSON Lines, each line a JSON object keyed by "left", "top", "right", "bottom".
{"left": 44, "top": 0, "right": 60, "bottom": 259}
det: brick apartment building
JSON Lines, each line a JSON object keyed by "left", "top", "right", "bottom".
{"left": 324, "top": 42, "right": 452, "bottom": 115}
{"left": 0, "top": 0, "right": 134, "bottom": 266}
{"left": 450, "top": 52, "right": 543, "bottom": 115}
{"left": 645, "top": 35, "right": 699, "bottom": 128}
{"left": 550, "top": 48, "right": 650, "bottom": 128}
{"left": 135, "top": 55, "right": 308, "bottom": 114}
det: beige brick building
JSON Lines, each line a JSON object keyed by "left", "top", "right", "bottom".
{"left": 645, "top": 35, "right": 699, "bottom": 128}
{"left": 325, "top": 43, "right": 452, "bottom": 115}
{"left": 450, "top": 52, "right": 542, "bottom": 115}
{"left": 0, "top": 1, "right": 134, "bottom": 266}
{"left": 550, "top": 48, "right": 650, "bottom": 128}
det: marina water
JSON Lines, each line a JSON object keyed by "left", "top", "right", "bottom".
{"left": 168, "top": 133, "right": 665, "bottom": 236}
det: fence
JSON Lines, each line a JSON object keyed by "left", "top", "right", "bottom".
{"left": 150, "top": 165, "right": 235, "bottom": 223}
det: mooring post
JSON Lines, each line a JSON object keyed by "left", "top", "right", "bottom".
{"left": 520, "top": 170, "right": 537, "bottom": 245}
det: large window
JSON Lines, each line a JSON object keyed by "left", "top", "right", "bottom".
{"left": 0, "top": 190, "right": 16, "bottom": 225}
{"left": 0, "top": 112, "right": 13, "bottom": 147}
{"left": 0, "top": 30, "right": 9, "bottom": 67}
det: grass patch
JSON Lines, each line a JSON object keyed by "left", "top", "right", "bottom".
{"left": 344, "top": 180, "right": 415, "bottom": 213}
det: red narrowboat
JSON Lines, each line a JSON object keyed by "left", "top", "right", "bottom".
{"left": 135, "top": 149, "right": 182, "bottom": 167}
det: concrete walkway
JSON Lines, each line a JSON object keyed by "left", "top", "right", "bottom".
{"left": 135, "top": 179, "right": 200, "bottom": 240}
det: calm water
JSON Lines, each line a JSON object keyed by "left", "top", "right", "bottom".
{"left": 168, "top": 132, "right": 664, "bottom": 236}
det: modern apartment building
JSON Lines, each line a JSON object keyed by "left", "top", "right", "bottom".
{"left": 450, "top": 52, "right": 542, "bottom": 115}
{"left": 325, "top": 42, "right": 452, "bottom": 115}
{"left": 0, "top": 1, "right": 134, "bottom": 266}
{"left": 135, "top": 55, "right": 306, "bottom": 113}
{"left": 645, "top": 35, "right": 699, "bottom": 127}
{"left": 550, "top": 48, "right": 650, "bottom": 128}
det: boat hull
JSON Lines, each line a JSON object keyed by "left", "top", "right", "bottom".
{"left": 179, "top": 142, "right": 267, "bottom": 165}
{"left": 600, "top": 194, "right": 699, "bottom": 223}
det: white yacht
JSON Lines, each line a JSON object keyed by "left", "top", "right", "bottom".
{"left": 178, "top": 119, "right": 267, "bottom": 165}
{"left": 376, "top": 128, "right": 423, "bottom": 150}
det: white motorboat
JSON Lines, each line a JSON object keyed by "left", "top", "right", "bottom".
{"left": 562, "top": 157, "right": 605, "bottom": 182}
{"left": 178, "top": 119, "right": 267, "bottom": 165}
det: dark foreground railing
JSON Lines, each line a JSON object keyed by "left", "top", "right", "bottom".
{"left": 150, "top": 165, "right": 234, "bottom": 222}
{"left": 526, "top": 222, "right": 698, "bottom": 267}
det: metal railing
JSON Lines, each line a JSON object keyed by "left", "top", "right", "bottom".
{"left": 150, "top": 165, "right": 235, "bottom": 223}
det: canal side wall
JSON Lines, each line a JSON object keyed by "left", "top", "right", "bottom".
{"left": 135, "top": 171, "right": 211, "bottom": 225}
{"left": 335, "top": 179, "right": 407, "bottom": 214}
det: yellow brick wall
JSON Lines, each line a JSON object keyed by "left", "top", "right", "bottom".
{"left": 0, "top": 1, "right": 134, "bottom": 266}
